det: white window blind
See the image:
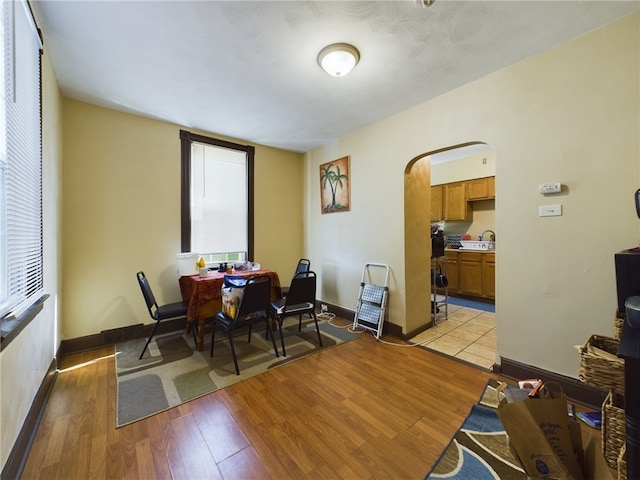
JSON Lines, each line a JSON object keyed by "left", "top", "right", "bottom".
{"left": 190, "top": 142, "right": 248, "bottom": 255}
{"left": 0, "top": 0, "right": 44, "bottom": 320}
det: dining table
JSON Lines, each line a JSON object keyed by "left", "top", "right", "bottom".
{"left": 179, "top": 268, "right": 282, "bottom": 351}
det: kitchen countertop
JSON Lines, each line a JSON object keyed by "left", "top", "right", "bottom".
{"left": 445, "top": 248, "right": 495, "bottom": 253}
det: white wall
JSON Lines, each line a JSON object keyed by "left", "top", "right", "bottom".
{"left": 0, "top": 53, "right": 63, "bottom": 471}
{"left": 305, "top": 13, "right": 639, "bottom": 378}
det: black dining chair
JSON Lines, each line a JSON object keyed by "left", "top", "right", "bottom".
{"left": 136, "top": 271, "right": 193, "bottom": 360}
{"left": 281, "top": 258, "right": 311, "bottom": 297}
{"left": 268, "top": 271, "right": 322, "bottom": 357}
{"left": 210, "top": 274, "right": 279, "bottom": 375}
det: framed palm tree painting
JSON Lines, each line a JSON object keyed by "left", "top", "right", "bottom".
{"left": 320, "top": 156, "right": 350, "bottom": 214}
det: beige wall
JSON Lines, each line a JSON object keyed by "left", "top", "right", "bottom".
{"left": 305, "top": 13, "right": 639, "bottom": 378}
{"left": 62, "top": 101, "right": 304, "bottom": 339}
{"left": 0, "top": 53, "right": 63, "bottom": 470}
{"left": 431, "top": 150, "right": 496, "bottom": 185}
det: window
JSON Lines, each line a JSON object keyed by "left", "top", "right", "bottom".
{"left": 0, "top": 0, "right": 45, "bottom": 342}
{"left": 180, "top": 130, "right": 254, "bottom": 262}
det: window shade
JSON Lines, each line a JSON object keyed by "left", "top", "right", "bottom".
{"left": 0, "top": 0, "right": 44, "bottom": 319}
{"left": 190, "top": 142, "right": 248, "bottom": 255}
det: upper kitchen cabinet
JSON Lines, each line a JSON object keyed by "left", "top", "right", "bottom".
{"left": 466, "top": 176, "right": 495, "bottom": 201}
{"left": 444, "top": 181, "right": 472, "bottom": 222}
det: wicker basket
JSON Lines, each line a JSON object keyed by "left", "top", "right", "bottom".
{"left": 577, "top": 334, "right": 625, "bottom": 392}
{"left": 617, "top": 443, "right": 627, "bottom": 480}
{"left": 602, "top": 391, "right": 626, "bottom": 469}
{"left": 614, "top": 310, "right": 624, "bottom": 341}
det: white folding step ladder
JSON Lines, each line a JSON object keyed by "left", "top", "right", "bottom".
{"left": 353, "top": 263, "right": 390, "bottom": 339}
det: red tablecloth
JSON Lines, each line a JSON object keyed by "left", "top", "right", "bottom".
{"left": 179, "top": 269, "right": 281, "bottom": 350}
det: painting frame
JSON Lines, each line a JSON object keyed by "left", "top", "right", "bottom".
{"left": 320, "top": 156, "right": 350, "bottom": 214}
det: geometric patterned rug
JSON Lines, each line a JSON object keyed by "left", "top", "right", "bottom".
{"left": 115, "top": 317, "right": 358, "bottom": 427}
{"left": 425, "top": 379, "right": 526, "bottom": 479}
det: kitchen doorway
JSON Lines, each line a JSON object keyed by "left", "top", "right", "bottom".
{"left": 404, "top": 142, "right": 496, "bottom": 370}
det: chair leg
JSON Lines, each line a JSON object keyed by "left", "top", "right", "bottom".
{"left": 228, "top": 332, "right": 240, "bottom": 375}
{"left": 312, "top": 312, "right": 323, "bottom": 347}
{"left": 266, "top": 319, "right": 279, "bottom": 357}
{"left": 139, "top": 320, "right": 161, "bottom": 360}
{"left": 277, "top": 317, "right": 286, "bottom": 357}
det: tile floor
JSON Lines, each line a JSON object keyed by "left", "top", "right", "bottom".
{"left": 409, "top": 302, "right": 496, "bottom": 371}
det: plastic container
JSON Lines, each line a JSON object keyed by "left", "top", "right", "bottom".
{"left": 176, "top": 252, "right": 198, "bottom": 276}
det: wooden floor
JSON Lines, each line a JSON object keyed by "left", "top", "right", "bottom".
{"left": 22, "top": 322, "right": 495, "bottom": 480}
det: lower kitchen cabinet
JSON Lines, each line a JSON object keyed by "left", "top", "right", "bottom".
{"left": 444, "top": 249, "right": 494, "bottom": 301}
{"left": 459, "top": 252, "right": 483, "bottom": 296}
{"left": 482, "top": 254, "right": 495, "bottom": 298}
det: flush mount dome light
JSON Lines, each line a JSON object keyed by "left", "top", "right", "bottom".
{"left": 317, "top": 43, "right": 360, "bottom": 77}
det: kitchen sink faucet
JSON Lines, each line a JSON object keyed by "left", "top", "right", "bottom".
{"left": 479, "top": 230, "right": 495, "bottom": 241}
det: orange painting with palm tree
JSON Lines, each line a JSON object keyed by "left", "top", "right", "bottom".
{"left": 320, "top": 156, "right": 350, "bottom": 214}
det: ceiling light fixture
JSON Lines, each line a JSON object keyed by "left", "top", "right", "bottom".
{"left": 317, "top": 43, "right": 360, "bottom": 77}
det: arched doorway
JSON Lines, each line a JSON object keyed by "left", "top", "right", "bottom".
{"left": 404, "top": 142, "right": 494, "bottom": 336}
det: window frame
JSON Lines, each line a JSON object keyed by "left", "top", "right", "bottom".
{"left": 0, "top": 0, "right": 47, "bottom": 349}
{"left": 179, "top": 129, "right": 255, "bottom": 260}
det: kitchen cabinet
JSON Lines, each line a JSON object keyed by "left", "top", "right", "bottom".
{"left": 443, "top": 251, "right": 459, "bottom": 292}
{"left": 432, "top": 177, "right": 493, "bottom": 222}
{"left": 430, "top": 185, "right": 444, "bottom": 222}
{"left": 444, "top": 249, "right": 494, "bottom": 300}
{"left": 466, "top": 176, "right": 495, "bottom": 201}
{"left": 482, "top": 254, "right": 495, "bottom": 298}
{"left": 459, "top": 252, "right": 483, "bottom": 296}
{"left": 444, "top": 181, "right": 472, "bottom": 221}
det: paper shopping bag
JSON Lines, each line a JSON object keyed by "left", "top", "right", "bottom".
{"left": 497, "top": 382, "right": 584, "bottom": 480}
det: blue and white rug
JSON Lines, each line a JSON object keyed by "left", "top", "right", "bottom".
{"left": 425, "top": 380, "right": 525, "bottom": 479}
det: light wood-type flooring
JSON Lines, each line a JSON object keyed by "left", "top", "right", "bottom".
{"left": 21, "top": 317, "right": 496, "bottom": 480}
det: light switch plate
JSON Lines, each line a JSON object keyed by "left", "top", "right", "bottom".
{"left": 539, "top": 204, "right": 562, "bottom": 217}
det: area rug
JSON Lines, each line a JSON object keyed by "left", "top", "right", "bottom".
{"left": 115, "top": 318, "right": 357, "bottom": 427}
{"left": 448, "top": 296, "right": 495, "bottom": 312}
{"left": 425, "top": 379, "right": 526, "bottom": 479}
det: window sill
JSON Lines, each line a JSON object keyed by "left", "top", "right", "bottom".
{"left": 0, "top": 294, "right": 49, "bottom": 352}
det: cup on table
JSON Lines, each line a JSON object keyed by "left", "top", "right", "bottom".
{"left": 199, "top": 267, "right": 208, "bottom": 277}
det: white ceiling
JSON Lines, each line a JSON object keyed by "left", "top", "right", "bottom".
{"left": 31, "top": 0, "right": 639, "bottom": 153}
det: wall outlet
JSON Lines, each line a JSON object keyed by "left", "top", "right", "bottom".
{"left": 321, "top": 304, "right": 328, "bottom": 313}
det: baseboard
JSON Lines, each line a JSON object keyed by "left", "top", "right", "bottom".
{"left": 402, "top": 321, "right": 434, "bottom": 340}
{"left": 498, "top": 357, "right": 607, "bottom": 409}
{"left": 319, "top": 301, "right": 425, "bottom": 340}
{"left": 1, "top": 356, "right": 58, "bottom": 480}
{"left": 58, "top": 318, "right": 187, "bottom": 358}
